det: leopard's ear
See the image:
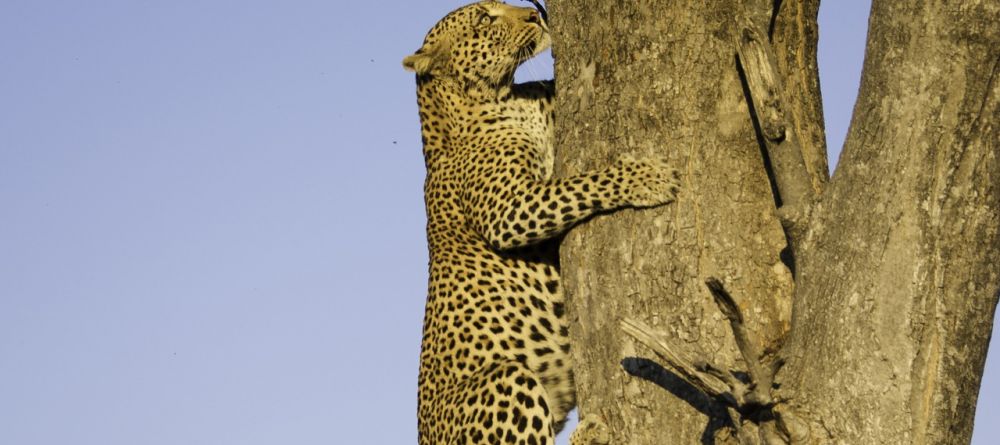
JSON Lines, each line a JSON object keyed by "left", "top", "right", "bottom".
{"left": 402, "top": 49, "right": 435, "bottom": 74}
{"left": 403, "top": 41, "right": 448, "bottom": 75}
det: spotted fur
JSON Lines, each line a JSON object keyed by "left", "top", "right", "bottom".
{"left": 404, "top": 2, "right": 680, "bottom": 444}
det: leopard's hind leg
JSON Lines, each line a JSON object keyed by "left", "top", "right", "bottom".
{"left": 433, "top": 360, "right": 556, "bottom": 445}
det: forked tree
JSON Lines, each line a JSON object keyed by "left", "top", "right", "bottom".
{"left": 549, "top": 0, "right": 999, "bottom": 443}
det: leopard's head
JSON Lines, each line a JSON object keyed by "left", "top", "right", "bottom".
{"left": 403, "top": 1, "right": 550, "bottom": 89}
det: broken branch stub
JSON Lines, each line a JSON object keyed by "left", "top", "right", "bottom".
{"left": 734, "top": 17, "right": 815, "bottom": 249}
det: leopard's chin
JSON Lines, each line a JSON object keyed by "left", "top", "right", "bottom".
{"left": 517, "top": 33, "right": 551, "bottom": 65}
{"left": 533, "top": 33, "right": 551, "bottom": 56}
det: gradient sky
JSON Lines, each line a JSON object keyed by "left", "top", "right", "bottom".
{"left": 0, "top": 1, "right": 995, "bottom": 444}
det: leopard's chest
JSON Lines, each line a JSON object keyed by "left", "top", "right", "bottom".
{"left": 461, "top": 102, "right": 553, "bottom": 179}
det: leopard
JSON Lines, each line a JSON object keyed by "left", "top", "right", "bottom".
{"left": 403, "top": 2, "right": 681, "bottom": 444}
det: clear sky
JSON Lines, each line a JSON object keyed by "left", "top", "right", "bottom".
{"left": 0, "top": 1, "right": 995, "bottom": 444}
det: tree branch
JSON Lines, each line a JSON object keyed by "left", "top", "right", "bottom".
{"left": 621, "top": 278, "right": 806, "bottom": 444}
{"left": 619, "top": 317, "right": 742, "bottom": 405}
{"left": 735, "top": 17, "right": 815, "bottom": 252}
{"left": 705, "top": 277, "right": 774, "bottom": 407}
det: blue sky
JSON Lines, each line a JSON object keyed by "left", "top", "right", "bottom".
{"left": 0, "top": 1, "right": 995, "bottom": 444}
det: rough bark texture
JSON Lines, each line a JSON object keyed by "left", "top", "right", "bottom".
{"left": 552, "top": 1, "right": 798, "bottom": 443}
{"left": 779, "top": 1, "right": 1000, "bottom": 443}
{"left": 551, "top": 0, "right": 1000, "bottom": 444}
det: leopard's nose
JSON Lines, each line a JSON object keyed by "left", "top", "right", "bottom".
{"left": 525, "top": 0, "right": 548, "bottom": 24}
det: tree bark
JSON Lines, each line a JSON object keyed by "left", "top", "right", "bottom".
{"left": 550, "top": 0, "right": 1000, "bottom": 444}
{"left": 780, "top": 1, "right": 1000, "bottom": 443}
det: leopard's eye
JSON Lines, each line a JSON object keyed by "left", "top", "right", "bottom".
{"left": 478, "top": 13, "right": 494, "bottom": 26}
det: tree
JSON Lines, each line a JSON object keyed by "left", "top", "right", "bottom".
{"left": 549, "top": 0, "right": 999, "bottom": 443}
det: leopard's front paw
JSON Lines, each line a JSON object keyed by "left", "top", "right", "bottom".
{"left": 616, "top": 154, "right": 682, "bottom": 208}
{"left": 570, "top": 417, "right": 611, "bottom": 445}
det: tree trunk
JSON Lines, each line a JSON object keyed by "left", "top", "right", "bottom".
{"left": 550, "top": 0, "right": 999, "bottom": 444}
